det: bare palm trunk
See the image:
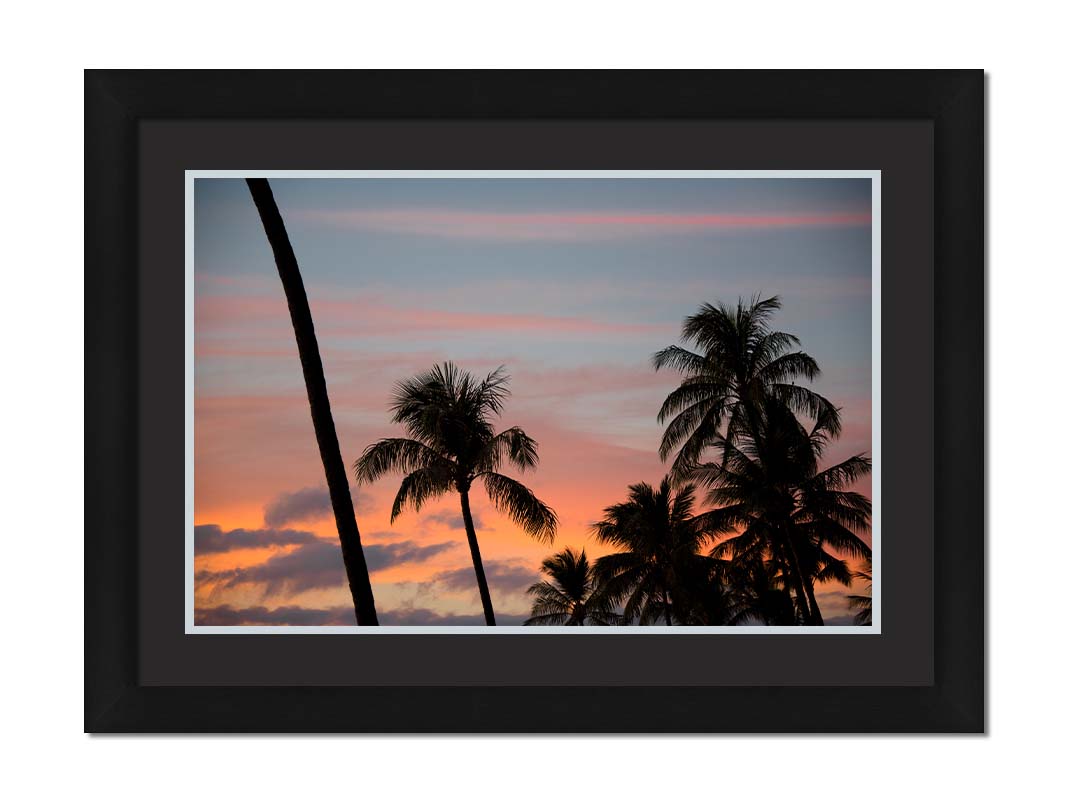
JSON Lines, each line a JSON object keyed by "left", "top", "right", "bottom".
{"left": 459, "top": 488, "right": 496, "bottom": 625}
{"left": 803, "top": 576, "right": 824, "bottom": 625}
{"left": 743, "top": 400, "right": 813, "bottom": 625}
{"left": 781, "top": 538, "right": 813, "bottom": 625}
{"left": 245, "top": 178, "right": 379, "bottom": 626}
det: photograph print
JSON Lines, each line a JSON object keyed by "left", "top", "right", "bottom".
{"left": 190, "top": 171, "right": 878, "bottom": 631}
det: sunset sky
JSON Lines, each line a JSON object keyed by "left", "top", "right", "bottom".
{"left": 192, "top": 175, "right": 874, "bottom": 626}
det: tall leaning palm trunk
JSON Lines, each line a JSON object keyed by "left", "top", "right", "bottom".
{"left": 245, "top": 178, "right": 379, "bottom": 626}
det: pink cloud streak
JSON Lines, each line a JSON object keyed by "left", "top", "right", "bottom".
{"left": 196, "top": 294, "right": 673, "bottom": 340}
{"left": 295, "top": 208, "right": 872, "bottom": 241}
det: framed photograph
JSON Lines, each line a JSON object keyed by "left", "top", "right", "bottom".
{"left": 85, "top": 70, "right": 984, "bottom": 732}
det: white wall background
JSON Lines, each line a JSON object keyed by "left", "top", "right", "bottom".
{"left": 2, "top": 2, "right": 1063, "bottom": 797}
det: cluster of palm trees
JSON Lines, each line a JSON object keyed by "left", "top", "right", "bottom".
{"left": 354, "top": 297, "right": 872, "bottom": 627}
{"left": 524, "top": 297, "right": 873, "bottom": 626}
{"left": 247, "top": 178, "right": 871, "bottom": 627}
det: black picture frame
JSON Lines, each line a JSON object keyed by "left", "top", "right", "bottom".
{"left": 85, "top": 69, "right": 984, "bottom": 733}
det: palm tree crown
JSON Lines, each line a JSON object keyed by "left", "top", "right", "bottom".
{"left": 697, "top": 398, "right": 872, "bottom": 624}
{"left": 653, "top": 295, "right": 840, "bottom": 477}
{"left": 524, "top": 547, "right": 618, "bottom": 626}
{"left": 354, "top": 362, "right": 557, "bottom": 625}
{"left": 592, "top": 478, "right": 711, "bottom": 625}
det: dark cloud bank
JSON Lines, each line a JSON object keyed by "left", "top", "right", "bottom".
{"left": 422, "top": 508, "right": 485, "bottom": 530}
{"left": 196, "top": 488, "right": 539, "bottom": 624}
{"left": 195, "top": 522, "right": 538, "bottom": 625}
{"left": 197, "top": 518, "right": 534, "bottom": 601}
{"left": 197, "top": 531, "right": 458, "bottom": 596}
{"left": 262, "top": 485, "right": 373, "bottom": 527}
{"left": 194, "top": 524, "right": 318, "bottom": 554}
{"left": 195, "top": 604, "right": 526, "bottom": 626}
{"left": 430, "top": 561, "right": 538, "bottom": 594}
{"left": 194, "top": 524, "right": 859, "bottom": 627}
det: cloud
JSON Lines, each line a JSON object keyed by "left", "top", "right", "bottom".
{"left": 345, "top": 306, "right": 671, "bottom": 338}
{"left": 194, "top": 524, "right": 318, "bottom": 554}
{"left": 197, "top": 538, "right": 345, "bottom": 597}
{"left": 196, "top": 293, "right": 673, "bottom": 340}
{"left": 377, "top": 608, "right": 527, "bottom": 626}
{"left": 295, "top": 208, "right": 872, "bottom": 242}
{"left": 811, "top": 588, "right": 858, "bottom": 623}
{"left": 194, "top": 603, "right": 526, "bottom": 626}
{"left": 422, "top": 508, "right": 483, "bottom": 530}
{"left": 196, "top": 536, "right": 457, "bottom": 597}
{"left": 195, "top": 604, "right": 355, "bottom": 626}
{"left": 365, "top": 540, "right": 457, "bottom": 571}
{"left": 263, "top": 485, "right": 374, "bottom": 527}
{"left": 427, "top": 560, "right": 539, "bottom": 596}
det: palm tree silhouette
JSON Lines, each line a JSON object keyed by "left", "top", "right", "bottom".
{"left": 667, "top": 554, "right": 736, "bottom": 625}
{"left": 592, "top": 478, "right": 710, "bottom": 625}
{"left": 653, "top": 295, "right": 839, "bottom": 477}
{"left": 354, "top": 362, "right": 557, "bottom": 625}
{"left": 848, "top": 556, "right": 873, "bottom": 625}
{"left": 245, "top": 178, "right": 378, "bottom": 625}
{"left": 720, "top": 556, "right": 799, "bottom": 626}
{"left": 697, "top": 399, "right": 871, "bottom": 624}
{"left": 524, "top": 547, "right": 619, "bottom": 626}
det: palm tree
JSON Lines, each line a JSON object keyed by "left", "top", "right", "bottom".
{"left": 354, "top": 362, "right": 557, "bottom": 625}
{"left": 848, "top": 556, "right": 873, "bottom": 625}
{"left": 696, "top": 399, "right": 871, "bottom": 625}
{"left": 245, "top": 178, "right": 378, "bottom": 625}
{"left": 653, "top": 295, "right": 840, "bottom": 477}
{"left": 719, "top": 555, "right": 799, "bottom": 626}
{"left": 592, "top": 478, "right": 711, "bottom": 625}
{"left": 524, "top": 547, "right": 619, "bottom": 626}
{"left": 668, "top": 554, "right": 735, "bottom": 626}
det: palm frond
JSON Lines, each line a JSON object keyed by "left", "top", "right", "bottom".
{"left": 813, "top": 551, "right": 853, "bottom": 585}
{"left": 476, "top": 426, "right": 540, "bottom": 473}
{"left": 751, "top": 330, "right": 803, "bottom": 368}
{"left": 354, "top": 437, "right": 454, "bottom": 484}
{"left": 810, "top": 519, "right": 872, "bottom": 559}
{"left": 471, "top": 365, "right": 511, "bottom": 417}
{"left": 848, "top": 594, "right": 873, "bottom": 625}
{"left": 481, "top": 472, "right": 557, "bottom": 542}
{"left": 771, "top": 383, "right": 841, "bottom": 432}
{"left": 656, "top": 378, "right": 728, "bottom": 422}
{"left": 651, "top": 344, "right": 708, "bottom": 375}
{"left": 389, "top": 466, "right": 453, "bottom": 522}
{"left": 523, "top": 611, "right": 573, "bottom": 626}
{"left": 759, "top": 351, "right": 821, "bottom": 384}
{"left": 813, "top": 455, "right": 872, "bottom": 490}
